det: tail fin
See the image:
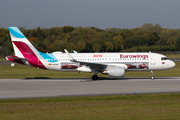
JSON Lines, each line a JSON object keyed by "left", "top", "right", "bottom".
{"left": 9, "top": 27, "right": 39, "bottom": 58}
{"left": 8, "top": 27, "right": 46, "bottom": 69}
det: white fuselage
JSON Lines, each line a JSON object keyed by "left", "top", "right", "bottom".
{"left": 40, "top": 52, "right": 175, "bottom": 72}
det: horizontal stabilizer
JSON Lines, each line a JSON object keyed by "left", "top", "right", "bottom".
{"left": 6, "top": 55, "right": 27, "bottom": 61}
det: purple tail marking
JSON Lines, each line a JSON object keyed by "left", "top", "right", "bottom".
{"left": 13, "top": 41, "right": 46, "bottom": 69}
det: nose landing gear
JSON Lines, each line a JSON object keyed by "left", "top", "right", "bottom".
{"left": 150, "top": 71, "right": 155, "bottom": 80}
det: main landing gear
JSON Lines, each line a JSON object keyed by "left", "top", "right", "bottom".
{"left": 92, "top": 74, "right": 98, "bottom": 80}
{"left": 150, "top": 71, "right": 155, "bottom": 80}
{"left": 92, "top": 71, "right": 99, "bottom": 80}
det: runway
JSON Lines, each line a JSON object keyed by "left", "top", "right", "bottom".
{"left": 0, "top": 77, "right": 180, "bottom": 99}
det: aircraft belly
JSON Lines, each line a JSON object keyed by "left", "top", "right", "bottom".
{"left": 127, "top": 69, "right": 149, "bottom": 71}
{"left": 60, "top": 69, "right": 77, "bottom": 72}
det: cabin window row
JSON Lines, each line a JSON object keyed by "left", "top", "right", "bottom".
{"left": 46, "top": 58, "right": 148, "bottom": 61}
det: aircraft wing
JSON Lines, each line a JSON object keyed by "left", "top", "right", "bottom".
{"left": 64, "top": 49, "right": 127, "bottom": 72}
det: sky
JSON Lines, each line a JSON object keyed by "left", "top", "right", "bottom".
{"left": 1, "top": 0, "right": 180, "bottom": 29}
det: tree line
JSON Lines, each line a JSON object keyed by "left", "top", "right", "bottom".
{"left": 0, "top": 23, "right": 180, "bottom": 57}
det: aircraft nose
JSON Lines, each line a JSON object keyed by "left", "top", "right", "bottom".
{"left": 170, "top": 61, "right": 176, "bottom": 68}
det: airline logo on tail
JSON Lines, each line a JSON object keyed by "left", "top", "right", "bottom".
{"left": 8, "top": 27, "right": 46, "bottom": 69}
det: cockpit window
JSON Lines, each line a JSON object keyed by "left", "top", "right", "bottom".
{"left": 161, "top": 57, "right": 169, "bottom": 60}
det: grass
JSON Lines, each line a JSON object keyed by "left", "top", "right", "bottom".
{"left": 0, "top": 93, "right": 180, "bottom": 120}
{"left": 0, "top": 57, "right": 6, "bottom": 61}
{"left": 0, "top": 62, "right": 179, "bottom": 79}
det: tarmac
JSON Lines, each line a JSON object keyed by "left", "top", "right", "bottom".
{"left": 0, "top": 77, "right": 180, "bottom": 99}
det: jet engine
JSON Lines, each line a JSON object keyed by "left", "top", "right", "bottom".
{"left": 76, "top": 66, "right": 93, "bottom": 72}
{"left": 108, "top": 67, "right": 125, "bottom": 77}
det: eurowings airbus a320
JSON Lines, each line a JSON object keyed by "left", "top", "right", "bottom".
{"left": 6, "top": 27, "right": 175, "bottom": 80}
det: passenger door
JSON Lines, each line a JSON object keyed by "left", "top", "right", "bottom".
{"left": 150, "top": 54, "right": 156, "bottom": 65}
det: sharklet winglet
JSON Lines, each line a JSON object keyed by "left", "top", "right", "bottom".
{"left": 64, "top": 49, "right": 77, "bottom": 62}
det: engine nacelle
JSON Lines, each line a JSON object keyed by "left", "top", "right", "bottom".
{"left": 108, "top": 67, "right": 125, "bottom": 77}
{"left": 76, "top": 66, "right": 93, "bottom": 72}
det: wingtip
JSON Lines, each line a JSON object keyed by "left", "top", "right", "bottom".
{"left": 64, "top": 49, "right": 68, "bottom": 53}
{"left": 64, "top": 49, "right": 77, "bottom": 62}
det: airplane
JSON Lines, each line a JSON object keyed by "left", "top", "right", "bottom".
{"left": 6, "top": 27, "right": 176, "bottom": 80}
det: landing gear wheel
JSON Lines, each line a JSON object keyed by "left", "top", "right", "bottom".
{"left": 92, "top": 75, "right": 98, "bottom": 80}
{"left": 150, "top": 76, "right": 155, "bottom": 80}
{"left": 150, "top": 71, "right": 155, "bottom": 80}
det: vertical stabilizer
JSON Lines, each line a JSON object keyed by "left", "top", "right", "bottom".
{"left": 8, "top": 27, "right": 46, "bottom": 69}
{"left": 9, "top": 27, "right": 39, "bottom": 58}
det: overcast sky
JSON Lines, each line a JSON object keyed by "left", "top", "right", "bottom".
{"left": 1, "top": 0, "right": 180, "bottom": 29}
